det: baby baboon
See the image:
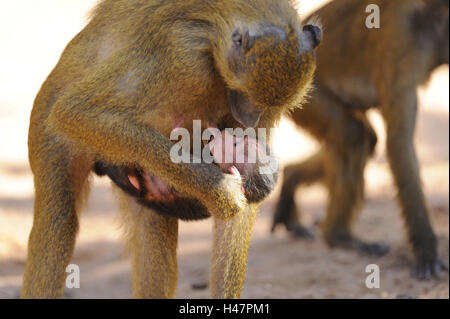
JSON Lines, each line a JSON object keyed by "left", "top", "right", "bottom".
{"left": 273, "top": 0, "right": 449, "bottom": 279}
{"left": 23, "top": 0, "right": 320, "bottom": 298}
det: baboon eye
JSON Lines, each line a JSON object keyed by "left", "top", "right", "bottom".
{"left": 232, "top": 27, "right": 252, "bottom": 52}
{"left": 232, "top": 30, "right": 243, "bottom": 48}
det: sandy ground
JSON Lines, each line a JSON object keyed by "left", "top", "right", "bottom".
{"left": 0, "top": 0, "right": 448, "bottom": 299}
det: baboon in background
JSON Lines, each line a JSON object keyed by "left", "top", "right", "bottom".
{"left": 23, "top": 0, "right": 320, "bottom": 298}
{"left": 272, "top": 0, "right": 449, "bottom": 279}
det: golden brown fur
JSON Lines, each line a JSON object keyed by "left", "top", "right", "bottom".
{"left": 23, "top": 0, "right": 319, "bottom": 298}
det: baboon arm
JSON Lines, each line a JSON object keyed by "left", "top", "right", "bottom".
{"left": 47, "top": 63, "right": 244, "bottom": 220}
{"left": 210, "top": 205, "right": 258, "bottom": 298}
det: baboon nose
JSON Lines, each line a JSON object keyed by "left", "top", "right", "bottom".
{"left": 303, "top": 24, "right": 322, "bottom": 48}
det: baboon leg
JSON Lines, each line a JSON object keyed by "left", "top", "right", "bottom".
{"left": 290, "top": 88, "right": 387, "bottom": 256}
{"left": 22, "top": 147, "right": 92, "bottom": 298}
{"left": 322, "top": 142, "right": 388, "bottom": 256}
{"left": 119, "top": 193, "right": 178, "bottom": 298}
{"left": 381, "top": 91, "right": 446, "bottom": 279}
{"left": 271, "top": 151, "right": 324, "bottom": 239}
{"left": 210, "top": 205, "right": 258, "bottom": 299}
{"left": 322, "top": 117, "right": 388, "bottom": 256}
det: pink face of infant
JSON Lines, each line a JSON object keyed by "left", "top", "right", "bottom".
{"left": 208, "top": 128, "right": 270, "bottom": 178}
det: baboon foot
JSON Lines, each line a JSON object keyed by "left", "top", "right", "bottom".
{"left": 191, "top": 280, "right": 209, "bottom": 290}
{"left": 289, "top": 224, "right": 316, "bottom": 240}
{"left": 356, "top": 240, "right": 390, "bottom": 257}
{"left": 328, "top": 235, "right": 390, "bottom": 257}
{"left": 271, "top": 217, "right": 315, "bottom": 240}
{"left": 411, "top": 258, "right": 448, "bottom": 281}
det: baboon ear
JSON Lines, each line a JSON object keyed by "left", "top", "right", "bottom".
{"left": 232, "top": 27, "right": 253, "bottom": 52}
{"left": 303, "top": 25, "right": 322, "bottom": 48}
{"left": 298, "top": 24, "right": 322, "bottom": 52}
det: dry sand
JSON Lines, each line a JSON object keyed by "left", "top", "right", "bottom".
{"left": 0, "top": 0, "right": 448, "bottom": 299}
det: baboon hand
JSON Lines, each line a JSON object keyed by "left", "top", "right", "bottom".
{"left": 209, "top": 172, "right": 247, "bottom": 220}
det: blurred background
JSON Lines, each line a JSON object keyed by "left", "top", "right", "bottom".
{"left": 0, "top": 0, "right": 448, "bottom": 298}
